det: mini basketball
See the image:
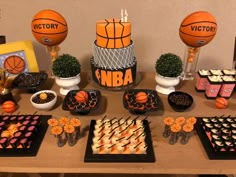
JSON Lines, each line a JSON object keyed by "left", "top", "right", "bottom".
{"left": 31, "top": 9, "right": 68, "bottom": 46}
{"left": 179, "top": 11, "right": 217, "bottom": 47}
{"left": 215, "top": 97, "right": 228, "bottom": 109}
{"left": 75, "top": 91, "right": 89, "bottom": 103}
{"left": 4, "top": 55, "right": 25, "bottom": 74}
{"left": 2, "top": 100, "right": 17, "bottom": 113}
{"left": 136, "top": 92, "right": 148, "bottom": 104}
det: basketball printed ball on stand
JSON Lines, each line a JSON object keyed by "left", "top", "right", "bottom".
{"left": 31, "top": 9, "right": 68, "bottom": 61}
{"left": 179, "top": 11, "right": 217, "bottom": 80}
{"left": 215, "top": 97, "right": 229, "bottom": 109}
{"left": 179, "top": 11, "right": 217, "bottom": 48}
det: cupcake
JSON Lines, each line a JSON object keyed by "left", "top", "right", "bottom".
{"left": 47, "top": 118, "right": 59, "bottom": 127}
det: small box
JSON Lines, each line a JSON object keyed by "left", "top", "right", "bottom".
{"left": 205, "top": 76, "right": 223, "bottom": 99}
{"left": 210, "top": 69, "right": 224, "bottom": 76}
{"left": 222, "top": 69, "right": 236, "bottom": 76}
{"left": 219, "top": 76, "right": 236, "bottom": 98}
{"left": 195, "top": 70, "right": 211, "bottom": 91}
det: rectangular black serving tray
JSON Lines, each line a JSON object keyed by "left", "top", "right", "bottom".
{"left": 0, "top": 115, "right": 51, "bottom": 157}
{"left": 195, "top": 117, "right": 236, "bottom": 160}
{"left": 84, "top": 120, "right": 155, "bottom": 162}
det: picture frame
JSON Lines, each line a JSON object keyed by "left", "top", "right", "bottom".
{"left": 0, "top": 40, "right": 39, "bottom": 79}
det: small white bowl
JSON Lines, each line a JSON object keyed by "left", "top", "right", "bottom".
{"left": 30, "top": 90, "right": 57, "bottom": 111}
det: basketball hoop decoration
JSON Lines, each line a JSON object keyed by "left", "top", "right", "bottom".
{"left": 31, "top": 9, "right": 68, "bottom": 61}
{"left": 179, "top": 11, "right": 217, "bottom": 80}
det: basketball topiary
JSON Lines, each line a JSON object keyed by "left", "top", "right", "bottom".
{"left": 155, "top": 53, "right": 183, "bottom": 78}
{"left": 52, "top": 54, "right": 81, "bottom": 78}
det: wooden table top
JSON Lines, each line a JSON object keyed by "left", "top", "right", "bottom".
{"left": 0, "top": 72, "right": 236, "bottom": 174}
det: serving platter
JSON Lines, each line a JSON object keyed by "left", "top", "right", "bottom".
{"left": 84, "top": 119, "right": 155, "bottom": 162}
{"left": 0, "top": 114, "right": 51, "bottom": 157}
{"left": 195, "top": 116, "right": 236, "bottom": 160}
{"left": 11, "top": 72, "right": 48, "bottom": 92}
{"left": 123, "top": 89, "right": 161, "bottom": 114}
{"left": 62, "top": 89, "right": 101, "bottom": 115}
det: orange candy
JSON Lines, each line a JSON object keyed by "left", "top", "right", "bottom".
{"left": 2, "top": 100, "right": 17, "bottom": 113}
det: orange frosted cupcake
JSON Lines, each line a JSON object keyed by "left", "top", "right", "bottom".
{"left": 175, "top": 117, "right": 186, "bottom": 125}
{"left": 183, "top": 123, "right": 194, "bottom": 132}
{"left": 59, "top": 117, "right": 70, "bottom": 126}
{"left": 64, "top": 124, "right": 75, "bottom": 134}
{"left": 170, "top": 123, "right": 181, "bottom": 133}
{"left": 47, "top": 118, "right": 58, "bottom": 127}
{"left": 51, "top": 126, "right": 63, "bottom": 135}
{"left": 70, "top": 118, "right": 81, "bottom": 127}
{"left": 163, "top": 117, "right": 175, "bottom": 126}
{"left": 186, "top": 117, "right": 197, "bottom": 125}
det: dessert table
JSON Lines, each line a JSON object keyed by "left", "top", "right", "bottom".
{"left": 0, "top": 72, "right": 236, "bottom": 175}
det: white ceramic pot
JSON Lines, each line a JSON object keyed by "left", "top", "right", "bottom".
{"left": 30, "top": 90, "right": 57, "bottom": 111}
{"left": 155, "top": 73, "right": 180, "bottom": 95}
{"left": 55, "top": 74, "right": 81, "bottom": 95}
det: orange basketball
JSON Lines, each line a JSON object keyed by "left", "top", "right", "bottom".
{"left": 136, "top": 92, "right": 148, "bottom": 104}
{"left": 75, "top": 91, "right": 89, "bottom": 103}
{"left": 4, "top": 55, "right": 25, "bottom": 74}
{"left": 2, "top": 101, "right": 17, "bottom": 113}
{"left": 215, "top": 97, "right": 228, "bottom": 109}
{"left": 179, "top": 11, "right": 217, "bottom": 47}
{"left": 31, "top": 9, "right": 68, "bottom": 46}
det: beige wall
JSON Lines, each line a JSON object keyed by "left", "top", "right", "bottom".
{"left": 0, "top": 0, "right": 235, "bottom": 72}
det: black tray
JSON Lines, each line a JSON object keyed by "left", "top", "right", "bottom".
{"left": 84, "top": 119, "right": 155, "bottom": 162}
{"left": 0, "top": 114, "right": 51, "bottom": 157}
{"left": 62, "top": 89, "right": 101, "bottom": 115}
{"left": 123, "top": 89, "right": 161, "bottom": 114}
{"left": 11, "top": 72, "right": 48, "bottom": 92}
{"left": 195, "top": 117, "right": 236, "bottom": 160}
